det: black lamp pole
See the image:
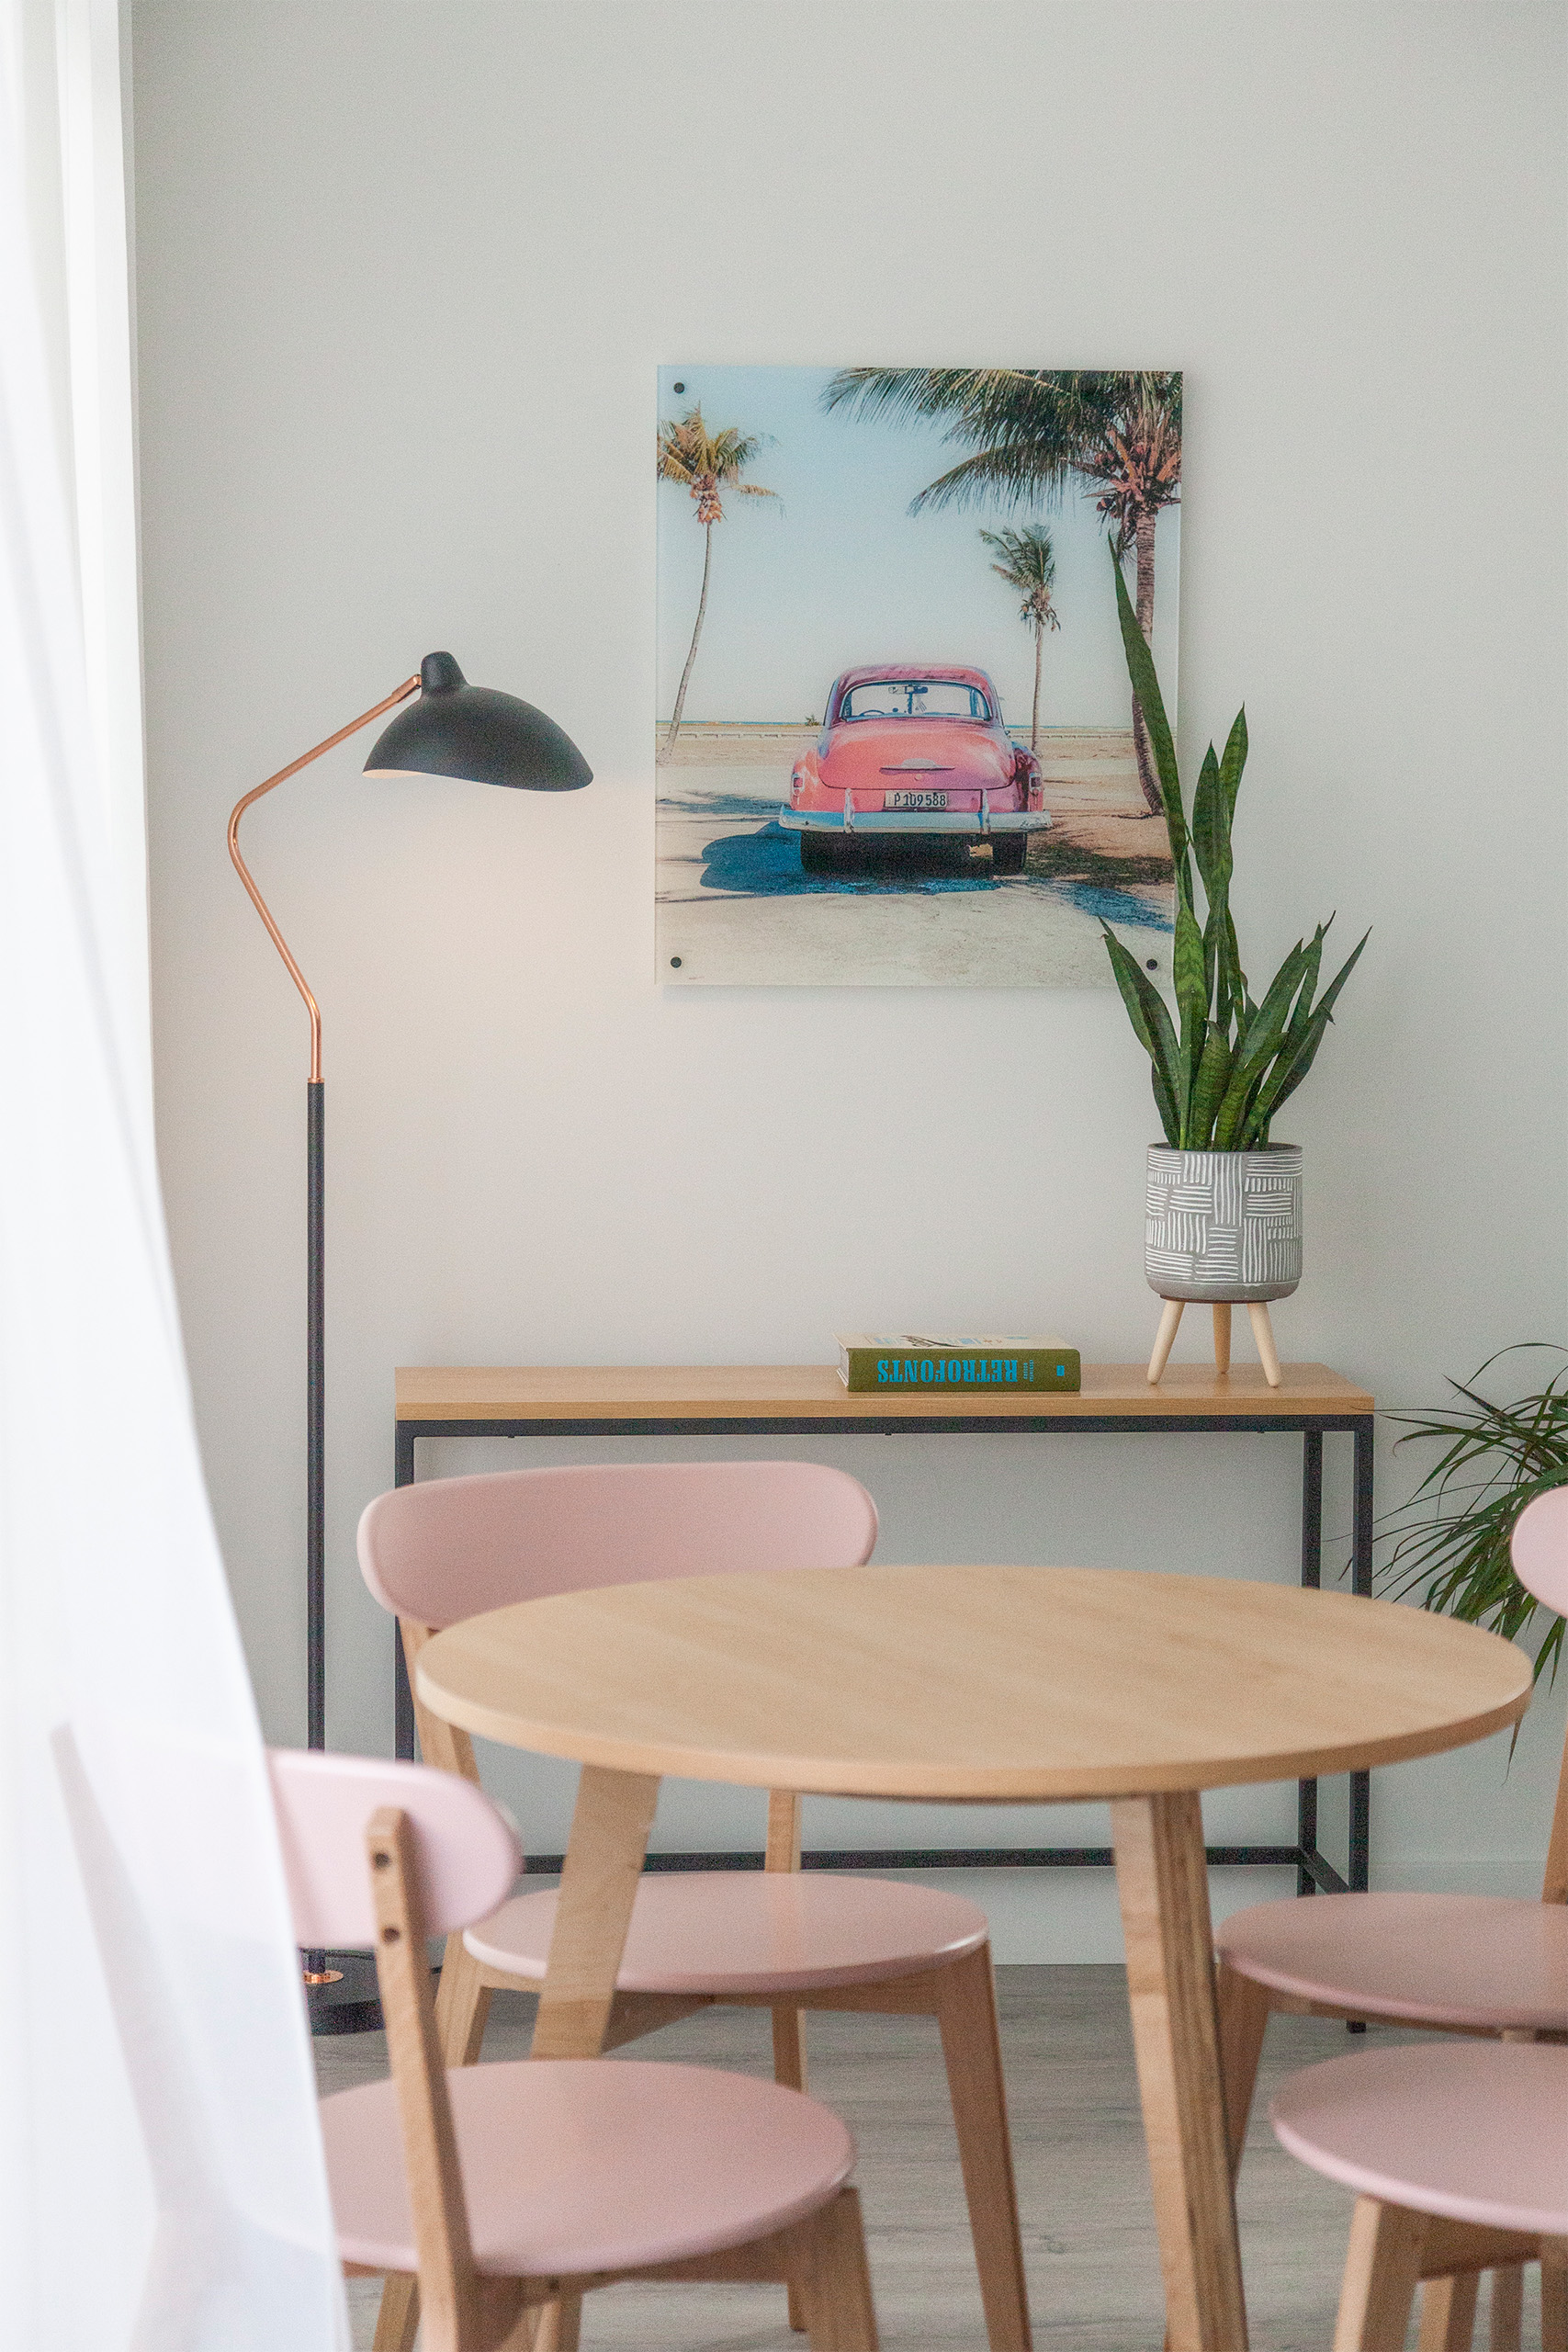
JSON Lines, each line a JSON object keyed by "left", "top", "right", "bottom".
{"left": 228, "top": 653, "right": 591, "bottom": 2030}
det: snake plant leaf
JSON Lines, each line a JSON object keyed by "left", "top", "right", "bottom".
{"left": 1224, "top": 909, "right": 1248, "bottom": 1033}
{"left": 1111, "top": 545, "right": 1187, "bottom": 881}
{"left": 1240, "top": 928, "right": 1370, "bottom": 1140}
{"left": 1100, "top": 926, "right": 1182, "bottom": 1144}
{"left": 1172, "top": 895, "right": 1207, "bottom": 1027}
{"left": 1209, "top": 930, "right": 1230, "bottom": 1018}
{"left": 1217, "top": 706, "right": 1247, "bottom": 825}
{"left": 1187, "top": 1022, "right": 1235, "bottom": 1149}
{"left": 1149, "top": 1055, "right": 1180, "bottom": 1148}
{"left": 1213, "top": 936, "right": 1312, "bottom": 1145}
{"left": 1191, "top": 744, "right": 1231, "bottom": 909}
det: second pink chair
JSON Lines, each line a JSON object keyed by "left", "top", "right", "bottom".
{"left": 358, "top": 1458, "right": 1030, "bottom": 2352}
{"left": 1213, "top": 1483, "right": 1568, "bottom": 2350}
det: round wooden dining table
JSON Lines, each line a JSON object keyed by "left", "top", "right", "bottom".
{"left": 416, "top": 1563, "right": 1530, "bottom": 2352}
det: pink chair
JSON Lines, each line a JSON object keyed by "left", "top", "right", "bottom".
{"left": 1213, "top": 1485, "right": 1568, "bottom": 2349}
{"left": 1269, "top": 2039, "right": 1568, "bottom": 2351}
{"left": 271, "top": 1747, "right": 880, "bottom": 2352}
{"left": 357, "top": 1461, "right": 1028, "bottom": 2352}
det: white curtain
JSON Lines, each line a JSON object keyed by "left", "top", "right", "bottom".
{"left": 0, "top": 5, "right": 347, "bottom": 2346}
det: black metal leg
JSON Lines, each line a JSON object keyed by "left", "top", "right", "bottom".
{"left": 307, "top": 1080, "right": 325, "bottom": 1754}
{"left": 393, "top": 1423, "right": 416, "bottom": 1760}
{"left": 1298, "top": 1425, "right": 1324, "bottom": 1892}
{"left": 1349, "top": 1416, "right": 1375, "bottom": 1894}
{"left": 394, "top": 1623, "right": 415, "bottom": 1762}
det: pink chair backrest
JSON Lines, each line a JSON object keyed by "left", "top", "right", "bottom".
{"left": 357, "top": 1458, "right": 879, "bottom": 1628}
{"left": 1512, "top": 1486, "right": 1568, "bottom": 1616}
{"left": 267, "top": 1748, "right": 520, "bottom": 1948}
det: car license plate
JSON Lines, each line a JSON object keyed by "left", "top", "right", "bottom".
{"left": 887, "top": 790, "right": 948, "bottom": 811}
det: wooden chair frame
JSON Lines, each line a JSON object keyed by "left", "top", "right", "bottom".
{"left": 1216, "top": 1716, "right": 1568, "bottom": 2352}
{"left": 1325, "top": 2200, "right": 1567, "bottom": 2352}
{"left": 375, "top": 1616, "right": 1023, "bottom": 2352}
{"left": 359, "top": 1803, "right": 879, "bottom": 2352}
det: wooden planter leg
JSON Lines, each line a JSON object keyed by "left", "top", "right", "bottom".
{"left": 1212, "top": 1306, "right": 1232, "bottom": 1376}
{"left": 1247, "top": 1304, "right": 1282, "bottom": 1389}
{"left": 1148, "top": 1300, "right": 1185, "bottom": 1385}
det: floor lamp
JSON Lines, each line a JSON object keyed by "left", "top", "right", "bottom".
{"left": 228, "top": 651, "right": 591, "bottom": 2030}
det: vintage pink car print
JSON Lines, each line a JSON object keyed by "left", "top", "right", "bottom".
{"left": 780, "top": 664, "right": 1051, "bottom": 875}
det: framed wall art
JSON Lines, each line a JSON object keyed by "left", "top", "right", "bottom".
{"left": 656, "top": 364, "right": 1180, "bottom": 988}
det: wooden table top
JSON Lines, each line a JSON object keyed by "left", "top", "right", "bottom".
{"left": 416, "top": 1564, "right": 1525, "bottom": 1803}
{"left": 397, "top": 1361, "right": 1374, "bottom": 1422}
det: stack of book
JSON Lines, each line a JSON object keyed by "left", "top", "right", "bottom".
{"left": 835, "top": 1335, "right": 1081, "bottom": 1395}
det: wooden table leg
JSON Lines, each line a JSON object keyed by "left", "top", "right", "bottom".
{"left": 530, "top": 1764, "right": 660, "bottom": 2061}
{"left": 1112, "top": 1792, "right": 1248, "bottom": 2352}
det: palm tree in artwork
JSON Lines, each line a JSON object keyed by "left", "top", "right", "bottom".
{"left": 657, "top": 406, "right": 778, "bottom": 763}
{"left": 822, "top": 369, "right": 1180, "bottom": 815}
{"left": 980, "top": 525, "right": 1059, "bottom": 755}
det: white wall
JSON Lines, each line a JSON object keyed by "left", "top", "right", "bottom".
{"left": 132, "top": 0, "right": 1567, "bottom": 1960}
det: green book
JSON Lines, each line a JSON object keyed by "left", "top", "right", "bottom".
{"left": 836, "top": 1334, "right": 1081, "bottom": 1395}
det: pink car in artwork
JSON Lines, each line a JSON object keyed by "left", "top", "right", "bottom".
{"left": 780, "top": 664, "right": 1051, "bottom": 875}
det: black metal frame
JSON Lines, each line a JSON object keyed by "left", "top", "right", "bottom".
{"left": 391, "top": 1406, "right": 1375, "bottom": 1898}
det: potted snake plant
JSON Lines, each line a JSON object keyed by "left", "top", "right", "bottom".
{"left": 1100, "top": 549, "right": 1369, "bottom": 1383}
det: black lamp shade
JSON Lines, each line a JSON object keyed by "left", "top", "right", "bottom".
{"left": 363, "top": 652, "right": 592, "bottom": 791}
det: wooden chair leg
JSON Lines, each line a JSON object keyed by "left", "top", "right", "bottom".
{"left": 795, "top": 2187, "right": 879, "bottom": 2352}
{"left": 1541, "top": 2244, "right": 1568, "bottom": 2352}
{"left": 1213, "top": 1305, "right": 1232, "bottom": 1376}
{"left": 1214, "top": 1958, "right": 1270, "bottom": 2181}
{"left": 434, "top": 1928, "right": 492, "bottom": 2066}
{"left": 1148, "top": 1299, "right": 1185, "bottom": 1385}
{"left": 1418, "top": 2271, "right": 1480, "bottom": 2352}
{"left": 773, "top": 2005, "right": 811, "bottom": 2333}
{"left": 1247, "top": 1302, "right": 1282, "bottom": 1388}
{"left": 1336, "top": 2198, "right": 1426, "bottom": 2352}
{"left": 935, "top": 1944, "right": 1031, "bottom": 2352}
{"left": 371, "top": 2272, "right": 420, "bottom": 2352}
{"left": 1487, "top": 2265, "right": 1523, "bottom": 2352}
{"left": 531, "top": 2289, "right": 582, "bottom": 2352}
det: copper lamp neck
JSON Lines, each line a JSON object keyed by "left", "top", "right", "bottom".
{"left": 226, "top": 675, "right": 420, "bottom": 1082}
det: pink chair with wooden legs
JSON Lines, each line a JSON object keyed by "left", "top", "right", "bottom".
{"left": 357, "top": 1461, "right": 1029, "bottom": 2352}
{"left": 1269, "top": 2039, "right": 1568, "bottom": 2352}
{"left": 271, "top": 1747, "right": 880, "bottom": 2352}
{"left": 1213, "top": 1485, "right": 1568, "bottom": 2352}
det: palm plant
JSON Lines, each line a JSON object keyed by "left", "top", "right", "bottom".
{"left": 1100, "top": 547, "right": 1368, "bottom": 1148}
{"left": 822, "top": 368, "right": 1180, "bottom": 813}
{"left": 1376, "top": 1347, "right": 1567, "bottom": 1684}
{"left": 657, "top": 407, "right": 777, "bottom": 763}
{"left": 980, "top": 526, "right": 1059, "bottom": 754}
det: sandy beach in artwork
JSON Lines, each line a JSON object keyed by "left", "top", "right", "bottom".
{"left": 656, "top": 724, "right": 1175, "bottom": 988}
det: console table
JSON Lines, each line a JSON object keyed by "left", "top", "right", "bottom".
{"left": 392, "top": 1360, "right": 1375, "bottom": 1894}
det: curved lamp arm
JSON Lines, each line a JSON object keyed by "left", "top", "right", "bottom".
{"left": 226, "top": 674, "right": 421, "bottom": 1080}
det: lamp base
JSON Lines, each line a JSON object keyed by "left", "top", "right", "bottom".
{"left": 305, "top": 1950, "right": 383, "bottom": 2036}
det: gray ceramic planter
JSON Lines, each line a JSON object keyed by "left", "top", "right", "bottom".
{"left": 1145, "top": 1144, "right": 1303, "bottom": 1304}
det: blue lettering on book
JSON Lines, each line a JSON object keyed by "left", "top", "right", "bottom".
{"left": 867, "top": 1352, "right": 1075, "bottom": 1387}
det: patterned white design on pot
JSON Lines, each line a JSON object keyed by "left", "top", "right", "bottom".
{"left": 1145, "top": 1146, "right": 1303, "bottom": 1302}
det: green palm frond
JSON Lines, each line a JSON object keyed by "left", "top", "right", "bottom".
{"left": 980, "top": 526, "right": 1061, "bottom": 630}
{"left": 657, "top": 406, "right": 779, "bottom": 514}
{"left": 1375, "top": 1347, "right": 1568, "bottom": 1683}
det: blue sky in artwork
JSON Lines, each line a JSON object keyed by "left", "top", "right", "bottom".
{"left": 657, "top": 364, "right": 1180, "bottom": 731}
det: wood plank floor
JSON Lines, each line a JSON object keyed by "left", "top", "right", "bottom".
{"left": 316, "top": 1965, "right": 1545, "bottom": 2351}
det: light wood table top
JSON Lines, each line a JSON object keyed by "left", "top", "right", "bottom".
{"left": 397, "top": 1361, "right": 1374, "bottom": 1423}
{"left": 417, "top": 1564, "right": 1527, "bottom": 1804}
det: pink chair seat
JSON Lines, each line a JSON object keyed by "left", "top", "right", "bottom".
{"left": 1216, "top": 1890, "right": 1568, "bottom": 2032}
{"left": 322, "top": 2057, "right": 854, "bottom": 2278}
{"left": 1270, "top": 2041, "right": 1568, "bottom": 2237}
{"left": 465, "top": 1871, "right": 991, "bottom": 1996}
